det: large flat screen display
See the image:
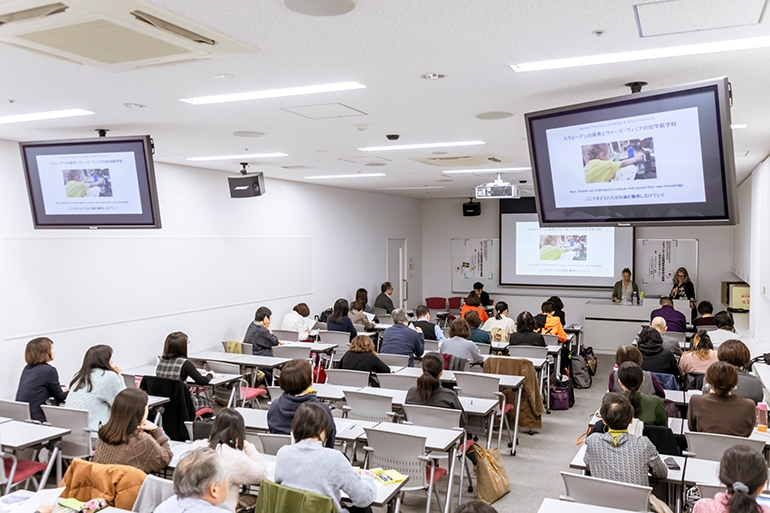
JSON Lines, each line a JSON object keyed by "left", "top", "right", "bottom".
{"left": 525, "top": 77, "right": 737, "bottom": 226}
{"left": 20, "top": 136, "right": 161, "bottom": 229}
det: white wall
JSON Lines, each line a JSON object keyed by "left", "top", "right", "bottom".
{"left": 422, "top": 198, "right": 735, "bottom": 326}
{"left": 749, "top": 158, "right": 770, "bottom": 339}
{"left": 0, "top": 139, "right": 422, "bottom": 398}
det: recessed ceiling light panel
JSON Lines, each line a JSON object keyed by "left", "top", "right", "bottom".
{"left": 421, "top": 72, "right": 446, "bottom": 80}
{"left": 285, "top": 0, "right": 356, "bottom": 16}
{"left": 442, "top": 167, "right": 531, "bottom": 174}
{"left": 377, "top": 186, "right": 444, "bottom": 190}
{"left": 359, "top": 141, "right": 485, "bottom": 152}
{"left": 233, "top": 131, "right": 265, "bottom": 137}
{"left": 305, "top": 173, "right": 385, "bottom": 179}
{"left": 0, "top": 108, "right": 94, "bottom": 124}
{"left": 214, "top": 74, "right": 235, "bottom": 79}
{"left": 731, "top": 123, "right": 748, "bottom": 129}
{"left": 476, "top": 111, "right": 514, "bottom": 120}
{"left": 186, "top": 153, "right": 288, "bottom": 161}
{"left": 180, "top": 81, "right": 367, "bottom": 105}
{"left": 123, "top": 103, "right": 145, "bottom": 109}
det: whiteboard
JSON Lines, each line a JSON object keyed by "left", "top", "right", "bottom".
{"left": 451, "top": 239, "right": 499, "bottom": 294}
{"left": 634, "top": 238, "right": 698, "bottom": 298}
{"left": 3, "top": 237, "right": 313, "bottom": 339}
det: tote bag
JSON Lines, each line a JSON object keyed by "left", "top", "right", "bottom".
{"left": 468, "top": 443, "right": 510, "bottom": 504}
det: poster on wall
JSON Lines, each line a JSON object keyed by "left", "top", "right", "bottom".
{"left": 451, "top": 238, "right": 499, "bottom": 293}
{"left": 634, "top": 238, "right": 698, "bottom": 297}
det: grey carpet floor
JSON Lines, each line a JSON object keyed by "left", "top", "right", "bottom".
{"left": 389, "top": 360, "right": 608, "bottom": 513}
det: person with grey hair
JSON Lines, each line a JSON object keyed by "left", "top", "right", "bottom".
{"left": 649, "top": 316, "right": 683, "bottom": 357}
{"left": 155, "top": 448, "right": 232, "bottom": 513}
{"left": 380, "top": 308, "right": 424, "bottom": 367}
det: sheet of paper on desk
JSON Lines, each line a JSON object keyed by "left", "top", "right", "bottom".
{"left": 365, "top": 312, "right": 375, "bottom": 322}
{"left": 7, "top": 487, "right": 64, "bottom": 513}
{"left": 170, "top": 442, "right": 193, "bottom": 467}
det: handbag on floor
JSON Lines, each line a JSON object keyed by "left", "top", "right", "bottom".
{"left": 468, "top": 443, "right": 510, "bottom": 504}
{"left": 550, "top": 386, "right": 571, "bottom": 410}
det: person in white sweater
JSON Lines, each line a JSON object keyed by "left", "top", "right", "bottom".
{"left": 280, "top": 303, "right": 315, "bottom": 341}
{"left": 481, "top": 301, "right": 516, "bottom": 334}
{"left": 275, "top": 402, "right": 376, "bottom": 513}
{"left": 191, "top": 408, "right": 266, "bottom": 511}
{"left": 66, "top": 344, "right": 126, "bottom": 435}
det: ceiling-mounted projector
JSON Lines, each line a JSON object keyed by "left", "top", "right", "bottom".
{"left": 475, "top": 173, "right": 519, "bottom": 199}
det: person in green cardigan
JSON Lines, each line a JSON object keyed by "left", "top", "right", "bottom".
{"left": 614, "top": 361, "right": 668, "bottom": 426}
{"left": 612, "top": 268, "right": 639, "bottom": 303}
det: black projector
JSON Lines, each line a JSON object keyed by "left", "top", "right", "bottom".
{"left": 228, "top": 172, "right": 265, "bottom": 198}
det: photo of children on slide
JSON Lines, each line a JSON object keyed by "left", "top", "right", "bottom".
{"left": 63, "top": 169, "right": 113, "bottom": 198}
{"left": 582, "top": 138, "right": 656, "bottom": 183}
{"left": 539, "top": 235, "right": 587, "bottom": 261}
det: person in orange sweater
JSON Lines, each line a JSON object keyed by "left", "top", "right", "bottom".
{"left": 534, "top": 301, "right": 567, "bottom": 342}
{"left": 460, "top": 294, "right": 488, "bottom": 323}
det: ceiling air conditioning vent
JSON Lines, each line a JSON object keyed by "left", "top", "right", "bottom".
{"left": 0, "top": 2, "right": 67, "bottom": 26}
{"left": 409, "top": 153, "right": 512, "bottom": 167}
{"left": 0, "top": 0, "right": 257, "bottom": 71}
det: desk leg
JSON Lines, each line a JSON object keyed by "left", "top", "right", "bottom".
{"left": 511, "top": 386, "right": 522, "bottom": 456}
{"left": 227, "top": 387, "right": 236, "bottom": 408}
{"left": 458, "top": 432, "right": 466, "bottom": 506}
{"left": 389, "top": 493, "right": 402, "bottom": 513}
{"left": 37, "top": 445, "right": 60, "bottom": 491}
{"left": 443, "top": 444, "right": 458, "bottom": 513}
{"left": 486, "top": 410, "right": 494, "bottom": 450}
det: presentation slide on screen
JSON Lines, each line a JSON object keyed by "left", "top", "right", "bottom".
{"left": 36, "top": 152, "right": 143, "bottom": 215}
{"left": 515, "top": 222, "right": 615, "bottom": 277}
{"left": 545, "top": 107, "right": 706, "bottom": 209}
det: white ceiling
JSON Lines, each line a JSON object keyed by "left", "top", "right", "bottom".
{"left": 0, "top": 0, "right": 768, "bottom": 199}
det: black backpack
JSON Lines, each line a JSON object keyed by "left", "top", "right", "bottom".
{"left": 317, "top": 307, "right": 333, "bottom": 324}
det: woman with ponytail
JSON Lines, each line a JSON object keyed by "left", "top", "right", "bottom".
{"left": 679, "top": 330, "right": 719, "bottom": 377}
{"left": 615, "top": 361, "right": 667, "bottom": 426}
{"left": 481, "top": 301, "right": 515, "bottom": 334}
{"left": 405, "top": 352, "right": 467, "bottom": 426}
{"left": 693, "top": 445, "right": 769, "bottom": 513}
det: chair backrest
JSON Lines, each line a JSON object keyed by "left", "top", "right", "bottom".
{"left": 685, "top": 432, "right": 766, "bottom": 461}
{"left": 453, "top": 371, "right": 500, "bottom": 400}
{"left": 403, "top": 404, "right": 461, "bottom": 429}
{"left": 272, "top": 345, "right": 312, "bottom": 360}
{"left": 123, "top": 373, "right": 137, "bottom": 389}
{"left": 132, "top": 474, "right": 174, "bottom": 513}
{"left": 667, "top": 331, "right": 687, "bottom": 341}
{"left": 441, "top": 327, "right": 451, "bottom": 339}
{"left": 542, "top": 333, "right": 559, "bottom": 345}
{"left": 254, "top": 479, "right": 335, "bottom": 513}
{"left": 343, "top": 391, "right": 393, "bottom": 422}
{"left": 271, "top": 330, "right": 300, "bottom": 342}
{"left": 256, "top": 433, "right": 292, "bottom": 455}
{"left": 424, "top": 340, "right": 440, "bottom": 353}
{"left": 425, "top": 297, "right": 448, "bottom": 310}
{"left": 317, "top": 330, "right": 351, "bottom": 346}
{"left": 352, "top": 324, "right": 366, "bottom": 333}
{"left": 682, "top": 372, "right": 705, "bottom": 392}
{"left": 699, "top": 325, "right": 718, "bottom": 332}
{"left": 377, "top": 353, "right": 410, "bottom": 368}
{"left": 240, "top": 343, "right": 253, "bottom": 355}
{"left": 0, "top": 399, "right": 30, "bottom": 421}
{"left": 697, "top": 483, "right": 726, "bottom": 499}
{"left": 378, "top": 314, "right": 393, "bottom": 325}
{"left": 325, "top": 369, "right": 370, "bottom": 388}
{"left": 561, "top": 472, "right": 651, "bottom": 511}
{"left": 313, "top": 322, "right": 327, "bottom": 330}
{"left": 373, "top": 307, "right": 388, "bottom": 316}
{"left": 650, "top": 372, "right": 679, "bottom": 390}
{"left": 206, "top": 361, "right": 240, "bottom": 374}
{"left": 507, "top": 346, "right": 548, "bottom": 359}
{"left": 363, "top": 428, "right": 427, "bottom": 490}
{"left": 474, "top": 342, "right": 492, "bottom": 356}
{"left": 376, "top": 373, "right": 416, "bottom": 391}
{"left": 267, "top": 386, "right": 284, "bottom": 402}
{"left": 447, "top": 297, "right": 462, "bottom": 311}
{"left": 41, "top": 405, "right": 93, "bottom": 459}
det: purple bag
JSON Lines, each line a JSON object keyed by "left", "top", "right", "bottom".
{"left": 550, "top": 387, "right": 571, "bottom": 410}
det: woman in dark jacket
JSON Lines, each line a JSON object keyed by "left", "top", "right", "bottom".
{"left": 339, "top": 336, "right": 390, "bottom": 386}
{"left": 16, "top": 337, "right": 68, "bottom": 422}
{"left": 508, "top": 311, "right": 546, "bottom": 347}
{"left": 326, "top": 298, "right": 358, "bottom": 341}
{"left": 637, "top": 327, "right": 679, "bottom": 380}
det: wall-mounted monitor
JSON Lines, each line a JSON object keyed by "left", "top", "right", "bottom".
{"left": 525, "top": 77, "right": 738, "bottom": 227}
{"left": 20, "top": 135, "right": 161, "bottom": 229}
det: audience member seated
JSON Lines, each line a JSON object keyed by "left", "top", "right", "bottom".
{"left": 339, "top": 335, "right": 390, "bottom": 386}
{"left": 705, "top": 340, "right": 764, "bottom": 404}
{"left": 548, "top": 296, "right": 566, "bottom": 326}
{"left": 349, "top": 301, "right": 376, "bottom": 331}
{"left": 326, "top": 298, "right": 358, "bottom": 341}
{"left": 267, "top": 359, "right": 336, "bottom": 448}
{"left": 692, "top": 300, "right": 717, "bottom": 329}
{"left": 374, "top": 281, "right": 395, "bottom": 314}
{"left": 508, "top": 311, "right": 546, "bottom": 347}
{"left": 636, "top": 327, "right": 679, "bottom": 379}
{"left": 191, "top": 408, "right": 266, "bottom": 511}
{"left": 66, "top": 344, "right": 126, "bottom": 435}
{"left": 93, "top": 388, "right": 172, "bottom": 474}
{"left": 15, "top": 337, "right": 68, "bottom": 423}
{"left": 692, "top": 445, "right": 770, "bottom": 513}
{"left": 481, "top": 301, "right": 516, "bottom": 335}
{"left": 380, "top": 309, "right": 424, "bottom": 367}
{"left": 461, "top": 294, "right": 489, "bottom": 323}
{"left": 534, "top": 301, "right": 567, "bottom": 342}
{"left": 650, "top": 316, "right": 683, "bottom": 357}
{"left": 679, "top": 331, "right": 719, "bottom": 377}
{"left": 473, "top": 281, "right": 490, "bottom": 307}
{"left": 155, "top": 448, "right": 230, "bottom": 513}
{"left": 688, "top": 362, "right": 756, "bottom": 437}
{"left": 708, "top": 311, "right": 742, "bottom": 347}
{"left": 440, "top": 318, "right": 485, "bottom": 366}
{"left": 612, "top": 361, "right": 667, "bottom": 426}
{"left": 156, "top": 331, "right": 214, "bottom": 411}
{"left": 244, "top": 306, "right": 280, "bottom": 356}
{"left": 585, "top": 393, "right": 667, "bottom": 487}
{"left": 609, "top": 345, "right": 665, "bottom": 399}
{"left": 405, "top": 352, "right": 467, "bottom": 426}
{"left": 649, "top": 297, "right": 687, "bottom": 333}
{"left": 466, "top": 311, "right": 491, "bottom": 345}
{"left": 275, "top": 402, "right": 376, "bottom": 513}
{"left": 413, "top": 305, "right": 443, "bottom": 341}
{"left": 352, "top": 288, "right": 376, "bottom": 316}
{"left": 280, "top": 303, "right": 314, "bottom": 341}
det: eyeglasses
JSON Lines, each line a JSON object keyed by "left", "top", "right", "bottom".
{"left": 676, "top": 274, "right": 685, "bottom": 278}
